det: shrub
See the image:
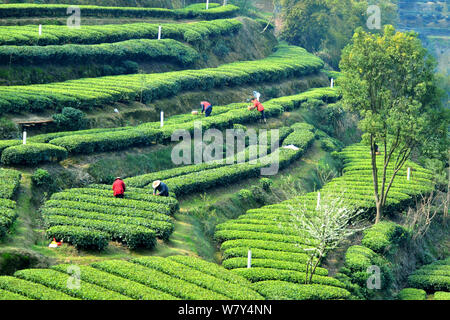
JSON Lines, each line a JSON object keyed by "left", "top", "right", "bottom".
{"left": 1, "top": 143, "right": 67, "bottom": 165}
{"left": 0, "top": 45, "right": 323, "bottom": 114}
{"left": 0, "top": 276, "right": 75, "bottom": 300}
{"left": 259, "top": 178, "right": 273, "bottom": 191}
{"left": 361, "top": 221, "right": 407, "bottom": 253}
{"left": 0, "top": 3, "right": 239, "bottom": 20}
{"left": 231, "top": 267, "right": 345, "bottom": 288}
{"left": 51, "top": 264, "right": 176, "bottom": 300}
{"left": 434, "top": 291, "right": 450, "bottom": 300}
{"left": 45, "top": 225, "right": 109, "bottom": 251}
{"left": 0, "top": 118, "right": 19, "bottom": 139}
{"left": 167, "top": 255, "right": 252, "bottom": 286}
{"left": 0, "top": 168, "right": 21, "bottom": 199}
{"left": 52, "top": 107, "right": 87, "bottom": 131}
{"left": 14, "top": 268, "right": 130, "bottom": 300}
{"left": 132, "top": 256, "right": 263, "bottom": 300}
{"left": 397, "top": 288, "right": 427, "bottom": 300}
{"left": 92, "top": 260, "right": 228, "bottom": 300}
{"left": 253, "top": 280, "right": 351, "bottom": 300}
{"left": 238, "top": 189, "right": 252, "bottom": 200}
{"left": 31, "top": 169, "right": 52, "bottom": 188}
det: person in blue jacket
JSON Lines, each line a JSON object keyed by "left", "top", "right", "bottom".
{"left": 152, "top": 180, "right": 169, "bottom": 197}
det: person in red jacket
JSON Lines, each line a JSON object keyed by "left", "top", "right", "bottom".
{"left": 200, "top": 101, "right": 213, "bottom": 117}
{"left": 112, "top": 177, "right": 126, "bottom": 198}
{"left": 249, "top": 98, "right": 266, "bottom": 123}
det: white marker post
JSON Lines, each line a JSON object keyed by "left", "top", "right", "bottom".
{"left": 206, "top": 0, "right": 209, "bottom": 10}
{"left": 247, "top": 249, "right": 252, "bottom": 268}
{"left": 316, "top": 191, "right": 321, "bottom": 209}
{"left": 160, "top": 111, "right": 164, "bottom": 127}
{"left": 158, "top": 25, "right": 162, "bottom": 40}
{"left": 38, "top": 24, "right": 42, "bottom": 36}
{"left": 407, "top": 167, "right": 411, "bottom": 181}
{"left": 330, "top": 78, "right": 334, "bottom": 88}
{"left": 22, "top": 129, "right": 27, "bottom": 145}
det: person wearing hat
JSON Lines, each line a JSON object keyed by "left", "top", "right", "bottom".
{"left": 112, "top": 177, "right": 126, "bottom": 198}
{"left": 153, "top": 180, "right": 169, "bottom": 197}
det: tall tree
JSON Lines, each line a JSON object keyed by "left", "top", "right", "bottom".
{"left": 280, "top": 0, "right": 330, "bottom": 53}
{"left": 339, "top": 25, "right": 449, "bottom": 224}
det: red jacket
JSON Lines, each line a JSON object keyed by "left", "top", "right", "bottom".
{"left": 112, "top": 179, "right": 126, "bottom": 196}
{"left": 201, "top": 101, "right": 211, "bottom": 111}
{"left": 253, "top": 100, "right": 264, "bottom": 112}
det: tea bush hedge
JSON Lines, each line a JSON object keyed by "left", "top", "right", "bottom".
{"left": 1, "top": 143, "right": 67, "bottom": 165}
{"left": 0, "top": 3, "right": 239, "bottom": 20}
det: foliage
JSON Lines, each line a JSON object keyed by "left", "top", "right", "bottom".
{"left": 0, "top": 18, "right": 242, "bottom": 46}
{"left": 0, "top": 143, "right": 68, "bottom": 165}
{"left": 0, "top": 3, "right": 239, "bottom": 20}
{"left": 0, "top": 39, "right": 199, "bottom": 66}
{"left": 45, "top": 225, "right": 109, "bottom": 251}
{"left": 252, "top": 280, "right": 352, "bottom": 300}
{"left": 407, "top": 258, "right": 450, "bottom": 292}
{"left": 52, "top": 107, "right": 87, "bottom": 131}
{"left": 339, "top": 25, "right": 448, "bottom": 223}
{"left": 397, "top": 288, "right": 427, "bottom": 300}
{"left": 0, "top": 276, "right": 76, "bottom": 300}
{"left": 40, "top": 185, "right": 176, "bottom": 250}
{"left": 0, "top": 118, "right": 19, "bottom": 139}
{"left": 0, "top": 45, "right": 323, "bottom": 114}
{"left": 361, "top": 221, "right": 407, "bottom": 253}
{"left": 280, "top": 0, "right": 330, "bottom": 52}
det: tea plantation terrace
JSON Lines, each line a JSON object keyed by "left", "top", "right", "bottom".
{"left": 0, "top": 87, "right": 338, "bottom": 165}
{"left": 214, "top": 143, "right": 435, "bottom": 298}
{"left": 0, "top": 3, "right": 239, "bottom": 20}
{"left": 0, "top": 44, "right": 324, "bottom": 114}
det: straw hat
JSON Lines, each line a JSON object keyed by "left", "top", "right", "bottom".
{"left": 152, "top": 180, "right": 161, "bottom": 189}
{"left": 115, "top": 177, "right": 121, "bottom": 180}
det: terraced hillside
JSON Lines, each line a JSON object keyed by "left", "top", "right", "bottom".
{"left": 214, "top": 143, "right": 435, "bottom": 299}
{"left": 0, "top": 255, "right": 264, "bottom": 300}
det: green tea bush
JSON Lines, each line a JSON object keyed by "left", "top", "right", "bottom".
{"left": 52, "top": 107, "right": 87, "bottom": 131}
{"left": 0, "top": 18, "right": 242, "bottom": 46}
{"left": 397, "top": 288, "right": 427, "bottom": 300}
{"left": 132, "top": 256, "right": 263, "bottom": 299}
{"left": 0, "top": 39, "right": 199, "bottom": 66}
{"left": 15, "top": 268, "right": 130, "bottom": 300}
{"left": 92, "top": 260, "right": 228, "bottom": 300}
{"left": 0, "top": 118, "right": 19, "bottom": 139}
{"left": 361, "top": 221, "right": 407, "bottom": 253}
{"left": 51, "top": 264, "right": 177, "bottom": 300}
{"left": 0, "top": 3, "right": 239, "bottom": 20}
{"left": 1, "top": 143, "right": 67, "bottom": 165}
{"left": 31, "top": 169, "right": 52, "bottom": 188}
{"left": 434, "top": 291, "right": 450, "bottom": 300}
{"left": 45, "top": 225, "right": 109, "bottom": 251}
{"left": 0, "top": 45, "right": 323, "bottom": 113}
{"left": 253, "top": 281, "right": 351, "bottom": 300}
{"left": 0, "top": 276, "right": 75, "bottom": 300}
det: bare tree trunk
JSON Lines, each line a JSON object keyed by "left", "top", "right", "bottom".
{"left": 309, "top": 255, "right": 323, "bottom": 284}
{"left": 370, "top": 136, "right": 381, "bottom": 224}
{"left": 375, "top": 201, "right": 382, "bottom": 224}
